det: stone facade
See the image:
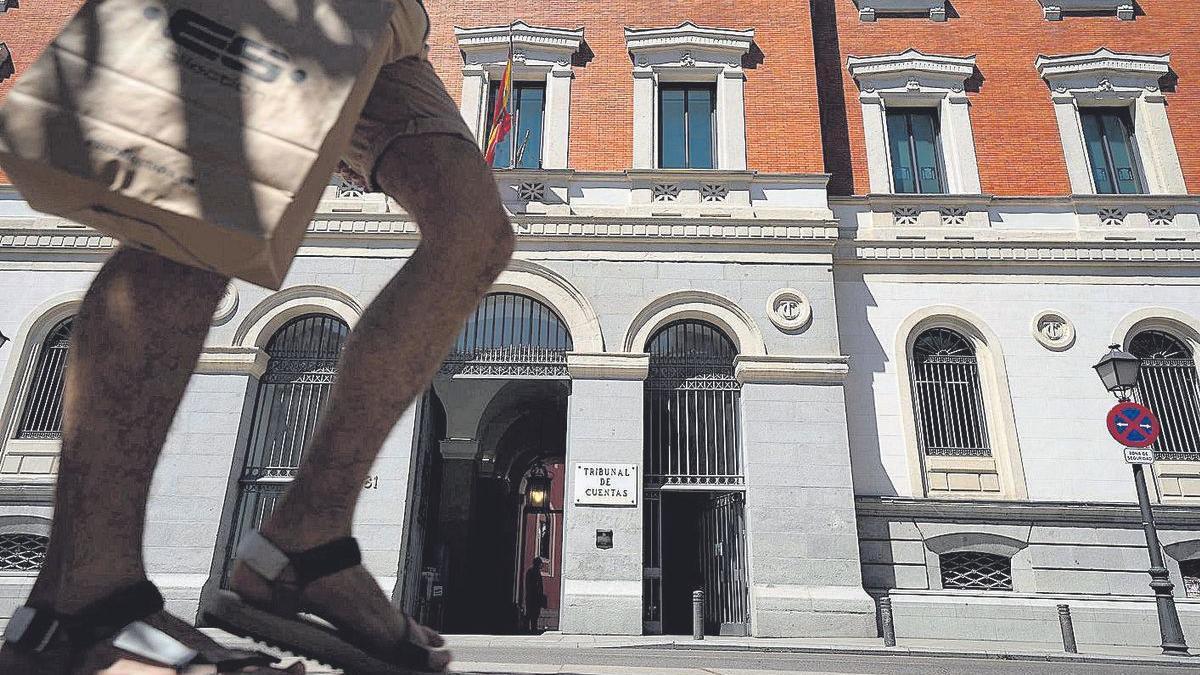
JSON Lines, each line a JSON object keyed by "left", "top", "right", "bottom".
{"left": 0, "top": 0, "right": 1199, "bottom": 649}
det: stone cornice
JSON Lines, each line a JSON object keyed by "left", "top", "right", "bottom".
{"left": 855, "top": 496, "right": 1200, "bottom": 527}
{"left": 734, "top": 355, "right": 850, "bottom": 385}
{"left": 624, "top": 22, "right": 754, "bottom": 56}
{"left": 566, "top": 352, "right": 650, "bottom": 380}
{"left": 454, "top": 21, "right": 585, "bottom": 56}
{"left": 847, "top": 49, "right": 976, "bottom": 84}
{"left": 1035, "top": 48, "right": 1170, "bottom": 81}
{"left": 838, "top": 241, "right": 1200, "bottom": 265}
{"left": 195, "top": 346, "right": 269, "bottom": 378}
{"left": 0, "top": 482, "right": 54, "bottom": 505}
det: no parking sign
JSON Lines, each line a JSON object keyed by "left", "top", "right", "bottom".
{"left": 1106, "top": 402, "right": 1161, "bottom": 448}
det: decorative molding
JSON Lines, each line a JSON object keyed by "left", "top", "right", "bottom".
{"left": 1037, "top": 0, "right": 1136, "bottom": 21}
{"left": 0, "top": 483, "right": 55, "bottom": 506}
{"left": 566, "top": 352, "right": 650, "bottom": 380}
{"left": 734, "top": 355, "right": 850, "bottom": 385}
{"left": 624, "top": 290, "right": 767, "bottom": 356}
{"left": 854, "top": 496, "right": 1200, "bottom": 527}
{"left": 841, "top": 241, "right": 1200, "bottom": 264}
{"left": 195, "top": 346, "right": 270, "bottom": 378}
{"left": 852, "top": 0, "right": 947, "bottom": 21}
{"left": 766, "top": 288, "right": 812, "bottom": 332}
{"left": 1035, "top": 48, "right": 1168, "bottom": 85}
{"left": 1031, "top": 310, "right": 1076, "bottom": 351}
{"left": 454, "top": 21, "right": 585, "bottom": 59}
{"left": 847, "top": 49, "right": 976, "bottom": 87}
{"left": 623, "top": 22, "right": 754, "bottom": 57}
{"left": 211, "top": 284, "right": 239, "bottom": 326}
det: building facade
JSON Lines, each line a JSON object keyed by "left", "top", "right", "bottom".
{"left": 1, "top": 0, "right": 1200, "bottom": 649}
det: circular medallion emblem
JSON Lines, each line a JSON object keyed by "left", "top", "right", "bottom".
{"left": 767, "top": 289, "right": 812, "bottom": 332}
{"left": 1032, "top": 311, "right": 1075, "bottom": 352}
{"left": 212, "top": 284, "right": 239, "bottom": 326}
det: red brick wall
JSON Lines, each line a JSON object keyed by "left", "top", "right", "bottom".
{"left": 422, "top": 1, "right": 824, "bottom": 174}
{"left": 0, "top": 1, "right": 86, "bottom": 184}
{"left": 818, "top": 0, "right": 1199, "bottom": 196}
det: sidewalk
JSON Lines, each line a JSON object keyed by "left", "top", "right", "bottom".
{"left": 209, "top": 630, "right": 1199, "bottom": 673}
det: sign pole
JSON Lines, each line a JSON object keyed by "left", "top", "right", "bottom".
{"left": 1131, "top": 461, "right": 1190, "bottom": 656}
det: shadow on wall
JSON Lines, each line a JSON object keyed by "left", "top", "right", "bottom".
{"left": 834, "top": 267, "right": 899, "bottom": 497}
{"left": 809, "top": 0, "right": 854, "bottom": 196}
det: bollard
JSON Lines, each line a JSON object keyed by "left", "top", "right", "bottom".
{"left": 879, "top": 595, "right": 897, "bottom": 647}
{"left": 1057, "top": 604, "right": 1078, "bottom": 654}
{"left": 692, "top": 590, "right": 704, "bottom": 640}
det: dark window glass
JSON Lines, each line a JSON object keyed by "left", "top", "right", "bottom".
{"left": 659, "top": 84, "right": 715, "bottom": 169}
{"left": 1080, "top": 107, "right": 1143, "bottom": 195}
{"left": 886, "top": 109, "right": 945, "bottom": 194}
{"left": 910, "top": 328, "right": 992, "bottom": 458}
{"left": 1183, "top": 559, "right": 1200, "bottom": 598}
{"left": 486, "top": 81, "right": 546, "bottom": 169}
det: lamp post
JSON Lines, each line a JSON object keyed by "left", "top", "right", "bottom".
{"left": 1093, "top": 344, "right": 1191, "bottom": 657}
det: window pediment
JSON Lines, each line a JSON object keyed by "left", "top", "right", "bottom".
{"left": 454, "top": 21, "right": 585, "bottom": 69}
{"left": 853, "top": 0, "right": 947, "bottom": 22}
{"left": 1036, "top": 49, "right": 1169, "bottom": 98}
{"left": 1037, "top": 0, "right": 1135, "bottom": 21}
{"left": 848, "top": 49, "right": 976, "bottom": 96}
{"left": 624, "top": 22, "right": 754, "bottom": 70}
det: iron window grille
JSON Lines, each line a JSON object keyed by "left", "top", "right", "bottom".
{"left": 1182, "top": 559, "right": 1200, "bottom": 599}
{"left": 1080, "top": 107, "right": 1144, "bottom": 195}
{"left": 0, "top": 533, "right": 48, "bottom": 572}
{"left": 222, "top": 314, "right": 349, "bottom": 584}
{"left": 440, "top": 293, "right": 572, "bottom": 378}
{"left": 940, "top": 551, "right": 1013, "bottom": 591}
{"left": 886, "top": 108, "right": 946, "bottom": 194}
{"left": 910, "top": 328, "right": 992, "bottom": 457}
{"left": 1130, "top": 330, "right": 1200, "bottom": 461}
{"left": 16, "top": 318, "right": 73, "bottom": 440}
{"left": 643, "top": 320, "right": 743, "bottom": 488}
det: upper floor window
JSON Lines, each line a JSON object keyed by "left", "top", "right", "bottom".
{"left": 886, "top": 109, "right": 945, "bottom": 194}
{"left": 910, "top": 328, "right": 991, "bottom": 457}
{"left": 1080, "top": 108, "right": 1143, "bottom": 195}
{"left": 625, "top": 22, "right": 754, "bottom": 171}
{"left": 659, "top": 84, "right": 715, "bottom": 170}
{"left": 847, "top": 50, "right": 981, "bottom": 195}
{"left": 487, "top": 80, "right": 546, "bottom": 169}
{"left": 1036, "top": 49, "right": 1185, "bottom": 195}
{"left": 16, "top": 318, "right": 73, "bottom": 440}
{"left": 1129, "top": 330, "right": 1200, "bottom": 461}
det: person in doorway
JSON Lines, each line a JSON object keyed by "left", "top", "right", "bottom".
{"left": 523, "top": 557, "right": 547, "bottom": 635}
{"left": 0, "top": 0, "right": 514, "bottom": 673}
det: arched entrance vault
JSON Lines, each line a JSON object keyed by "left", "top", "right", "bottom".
{"left": 403, "top": 290, "right": 573, "bottom": 635}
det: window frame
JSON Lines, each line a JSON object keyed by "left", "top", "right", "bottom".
{"left": 657, "top": 82, "right": 717, "bottom": 170}
{"left": 486, "top": 79, "right": 548, "bottom": 170}
{"left": 885, "top": 107, "right": 947, "bottom": 195}
{"left": 1079, "top": 106, "right": 1145, "bottom": 195}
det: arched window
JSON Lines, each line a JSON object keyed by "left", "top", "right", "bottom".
{"left": 939, "top": 551, "right": 1012, "bottom": 591}
{"left": 1130, "top": 330, "right": 1200, "bottom": 461}
{"left": 644, "top": 319, "right": 742, "bottom": 487}
{"left": 441, "top": 293, "right": 573, "bottom": 377}
{"left": 222, "top": 314, "right": 349, "bottom": 582}
{"left": 910, "top": 328, "right": 991, "bottom": 457}
{"left": 15, "top": 318, "right": 73, "bottom": 440}
{"left": 0, "top": 533, "right": 49, "bottom": 572}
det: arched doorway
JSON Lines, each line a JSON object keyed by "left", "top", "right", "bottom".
{"left": 403, "top": 293, "right": 571, "bottom": 634}
{"left": 643, "top": 319, "right": 750, "bottom": 636}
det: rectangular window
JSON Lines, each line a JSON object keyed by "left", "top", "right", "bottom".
{"left": 886, "top": 109, "right": 945, "bottom": 194}
{"left": 1080, "top": 107, "right": 1143, "bottom": 194}
{"left": 486, "top": 80, "right": 546, "bottom": 169}
{"left": 658, "top": 84, "right": 716, "bottom": 169}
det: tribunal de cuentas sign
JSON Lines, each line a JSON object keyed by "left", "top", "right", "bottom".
{"left": 574, "top": 462, "right": 638, "bottom": 506}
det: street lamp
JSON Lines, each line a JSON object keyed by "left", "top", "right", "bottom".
{"left": 1093, "top": 346, "right": 1191, "bottom": 657}
{"left": 525, "top": 462, "right": 551, "bottom": 514}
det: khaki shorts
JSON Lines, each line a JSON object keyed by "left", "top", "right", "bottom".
{"left": 340, "top": 0, "right": 475, "bottom": 190}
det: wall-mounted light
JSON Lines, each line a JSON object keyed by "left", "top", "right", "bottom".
{"left": 525, "top": 462, "right": 551, "bottom": 513}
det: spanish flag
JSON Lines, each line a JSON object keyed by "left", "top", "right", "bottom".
{"left": 483, "top": 49, "right": 514, "bottom": 166}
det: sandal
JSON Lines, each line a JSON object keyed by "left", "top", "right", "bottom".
{"left": 0, "top": 578, "right": 295, "bottom": 673}
{"left": 202, "top": 531, "right": 447, "bottom": 675}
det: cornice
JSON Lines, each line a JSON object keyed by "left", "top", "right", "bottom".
{"left": 195, "top": 346, "right": 269, "bottom": 378}
{"left": 454, "top": 21, "right": 585, "bottom": 54}
{"left": 1035, "top": 48, "right": 1170, "bottom": 80}
{"left": 566, "top": 352, "right": 650, "bottom": 381}
{"left": 734, "top": 355, "right": 850, "bottom": 385}
{"left": 0, "top": 482, "right": 55, "bottom": 505}
{"left": 847, "top": 49, "right": 976, "bottom": 82}
{"left": 855, "top": 496, "right": 1200, "bottom": 527}
{"left": 838, "top": 240, "right": 1200, "bottom": 265}
{"left": 624, "top": 22, "right": 754, "bottom": 55}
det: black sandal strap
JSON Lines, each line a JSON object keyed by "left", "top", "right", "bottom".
{"left": 290, "top": 537, "right": 362, "bottom": 587}
{"left": 70, "top": 579, "right": 165, "bottom": 644}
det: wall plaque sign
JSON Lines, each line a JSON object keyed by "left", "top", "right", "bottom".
{"left": 573, "top": 463, "right": 638, "bottom": 506}
{"left": 596, "top": 529, "right": 613, "bottom": 549}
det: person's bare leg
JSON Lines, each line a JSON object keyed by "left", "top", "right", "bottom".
{"left": 25, "top": 248, "right": 229, "bottom": 614}
{"left": 229, "top": 134, "right": 513, "bottom": 655}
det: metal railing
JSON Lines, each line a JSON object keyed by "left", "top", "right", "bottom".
{"left": 15, "top": 319, "right": 73, "bottom": 440}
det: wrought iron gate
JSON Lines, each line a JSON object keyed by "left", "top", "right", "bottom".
{"left": 700, "top": 492, "right": 750, "bottom": 635}
{"left": 221, "top": 314, "right": 349, "bottom": 583}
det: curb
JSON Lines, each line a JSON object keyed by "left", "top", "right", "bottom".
{"left": 614, "top": 641, "right": 1198, "bottom": 668}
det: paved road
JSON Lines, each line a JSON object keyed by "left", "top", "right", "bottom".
{"left": 447, "top": 645, "right": 1193, "bottom": 674}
